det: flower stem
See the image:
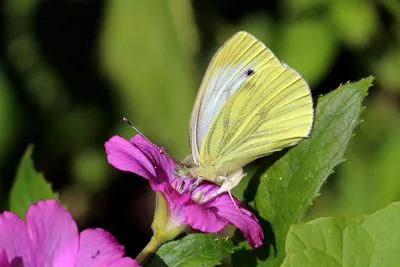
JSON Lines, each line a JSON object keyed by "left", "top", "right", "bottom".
{"left": 136, "top": 236, "right": 160, "bottom": 265}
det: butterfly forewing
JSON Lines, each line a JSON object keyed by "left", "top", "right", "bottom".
{"left": 199, "top": 64, "right": 313, "bottom": 172}
{"left": 189, "top": 31, "right": 281, "bottom": 164}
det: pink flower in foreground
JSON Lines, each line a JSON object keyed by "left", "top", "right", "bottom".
{"left": 0, "top": 199, "right": 139, "bottom": 267}
{"left": 105, "top": 134, "right": 263, "bottom": 248}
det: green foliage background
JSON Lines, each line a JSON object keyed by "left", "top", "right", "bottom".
{"left": 0, "top": 0, "right": 399, "bottom": 261}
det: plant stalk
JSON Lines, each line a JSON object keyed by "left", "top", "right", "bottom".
{"left": 136, "top": 236, "right": 160, "bottom": 265}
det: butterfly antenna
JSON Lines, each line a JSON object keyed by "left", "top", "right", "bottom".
{"left": 221, "top": 176, "right": 243, "bottom": 213}
{"left": 122, "top": 117, "right": 173, "bottom": 160}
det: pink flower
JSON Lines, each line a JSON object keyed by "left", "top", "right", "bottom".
{"left": 0, "top": 199, "right": 139, "bottom": 267}
{"left": 105, "top": 134, "right": 264, "bottom": 247}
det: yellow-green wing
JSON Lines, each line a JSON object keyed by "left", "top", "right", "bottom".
{"left": 189, "top": 31, "right": 281, "bottom": 165}
{"left": 199, "top": 64, "right": 313, "bottom": 174}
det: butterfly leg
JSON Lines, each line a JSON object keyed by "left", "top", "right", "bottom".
{"left": 188, "top": 176, "right": 203, "bottom": 192}
{"left": 219, "top": 176, "right": 243, "bottom": 213}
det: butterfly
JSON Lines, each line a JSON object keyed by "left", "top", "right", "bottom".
{"left": 174, "top": 31, "right": 314, "bottom": 189}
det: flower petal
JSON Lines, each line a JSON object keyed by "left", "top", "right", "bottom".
{"left": 129, "top": 135, "right": 176, "bottom": 183}
{"left": 0, "top": 250, "right": 10, "bottom": 267}
{"left": 76, "top": 228, "right": 137, "bottom": 267}
{"left": 184, "top": 181, "right": 230, "bottom": 233}
{"left": 191, "top": 181, "right": 222, "bottom": 201}
{"left": 105, "top": 135, "right": 175, "bottom": 183}
{"left": 0, "top": 212, "right": 34, "bottom": 266}
{"left": 26, "top": 199, "right": 79, "bottom": 267}
{"left": 150, "top": 182, "right": 189, "bottom": 230}
{"left": 105, "top": 134, "right": 263, "bottom": 247}
{"left": 150, "top": 181, "right": 190, "bottom": 205}
{"left": 202, "top": 194, "right": 264, "bottom": 248}
{"left": 105, "top": 136, "right": 156, "bottom": 180}
{"left": 185, "top": 199, "right": 229, "bottom": 233}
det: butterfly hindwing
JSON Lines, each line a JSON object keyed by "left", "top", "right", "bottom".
{"left": 189, "top": 32, "right": 281, "bottom": 164}
{"left": 199, "top": 64, "right": 313, "bottom": 173}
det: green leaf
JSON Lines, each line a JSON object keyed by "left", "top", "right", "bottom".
{"left": 308, "top": 95, "right": 400, "bottom": 219}
{"left": 9, "top": 145, "right": 58, "bottom": 219}
{"left": 146, "top": 233, "right": 236, "bottom": 267}
{"left": 233, "top": 77, "right": 374, "bottom": 266}
{"left": 232, "top": 163, "right": 261, "bottom": 201}
{"left": 281, "top": 201, "right": 400, "bottom": 267}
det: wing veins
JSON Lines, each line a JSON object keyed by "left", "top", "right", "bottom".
{"left": 217, "top": 71, "right": 310, "bottom": 157}
{"left": 215, "top": 67, "right": 279, "bottom": 152}
{"left": 201, "top": 34, "right": 250, "bottom": 108}
{"left": 216, "top": 67, "right": 295, "bottom": 153}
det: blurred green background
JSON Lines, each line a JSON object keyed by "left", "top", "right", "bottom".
{"left": 0, "top": 0, "right": 399, "bottom": 257}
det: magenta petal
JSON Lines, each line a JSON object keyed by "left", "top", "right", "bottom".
{"left": 76, "top": 228, "right": 137, "bottom": 267}
{"left": 204, "top": 194, "right": 264, "bottom": 248}
{"left": 105, "top": 134, "right": 263, "bottom": 248}
{"left": 105, "top": 136, "right": 157, "bottom": 180}
{"left": 185, "top": 200, "right": 229, "bottom": 233}
{"left": 0, "top": 250, "right": 10, "bottom": 267}
{"left": 105, "top": 135, "right": 175, "bottom": 183}
{"left": 129, "top": 135, "right": 176, "bottom": 183}
{"left": 184, "top": 181, "right": 229, "bottom": 232}
{"left": 150, "top": 182, "right": 190, "bottom": 205}
{"left": 0, "top": 250, "right": 7, "bottom": 265}
{"left": 150, "top": 182, "right": 189, "bottom": 229}
{"left": 191, "top": 182, "right": 220, "bottom": 197}
{"left": 26, "top": 199, "right": 79, "bottom": 267}
{"left": 0, "top": 211, "right": 34, "bottom": 266}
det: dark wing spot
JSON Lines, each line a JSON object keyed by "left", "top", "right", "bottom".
{"left": 245, "top": 69, "right": 254, "bottom": 77}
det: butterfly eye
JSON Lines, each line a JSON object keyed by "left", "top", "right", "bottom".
{"left": 245, "top": 69, "right": 254, "bottom": 77}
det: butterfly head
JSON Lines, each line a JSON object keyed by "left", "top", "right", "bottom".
{"left": 173, "top": 163, "right": 191, "bottom": 178}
